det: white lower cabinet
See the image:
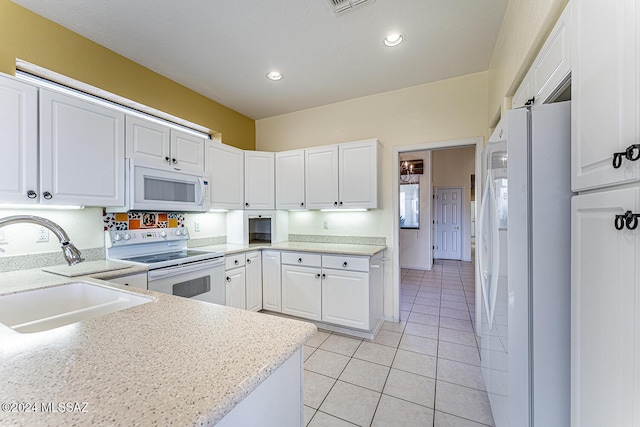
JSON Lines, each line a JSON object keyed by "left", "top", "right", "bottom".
{"left": 321, "top": 269, "right": 369, "bottom": 329}
{"left": 277, "top": 251, "right": 384, "bottom": 332}
{"left": 245, "top": 251, "right": 262, "bottom": 312}
{"left": 225, "top": 267, "right": 246, "bottom": 310}
{"left": 571, "top": 187, "right": 640, "bottom": 427}
{"left": 281, "top": 264, "right": 322, "bottom": 321}
{"left": 262, "top": 250, "right": 282, "bottom": 312}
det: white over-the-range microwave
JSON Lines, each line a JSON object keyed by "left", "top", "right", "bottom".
{"left": 108, "top": 159, "right": 210, "bottom": 212}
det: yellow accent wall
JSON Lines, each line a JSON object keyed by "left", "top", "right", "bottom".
{"left": 0, "top": 0, "right": 255, "bottom": 149}
{"left": 487, "top": 0, "right": 570, "bottom": 124}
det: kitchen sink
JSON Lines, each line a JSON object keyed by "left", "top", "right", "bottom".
{"left": 0, "top": 282, "right": 153, "bottom": 334}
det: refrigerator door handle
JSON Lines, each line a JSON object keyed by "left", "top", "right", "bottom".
{"left": 478, "top": 170, "right": 501, "bottom": 330}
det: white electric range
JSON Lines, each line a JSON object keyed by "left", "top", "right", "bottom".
{"left": 105, "top": 228, "right": 225, "bottom": 304}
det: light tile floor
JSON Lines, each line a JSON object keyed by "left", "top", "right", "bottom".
{"left": 302, "top": 259, "right": 495, "bottom": 427}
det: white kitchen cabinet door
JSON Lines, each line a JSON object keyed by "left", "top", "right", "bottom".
{"left": 339, "top": 139, "right": 381, "bottom": 209}
{"left": 125, "top": 115, "right": 171, "bottom": 166}
{"left": 305, "top": 145, "right": 339, "bottom": 209}
{"left": 245, "top": 251, "right": 263, "bottom": 312}
{"left": 226, "top": 267, "right": 246, "bottom": 310}
{"left": 275, "top": 150, "right": 306, "bottom": 210}
{"left": 0, "top": 74, "right": 38, "bottom": 205}
{"left": 170, "top": 129, "right": 205, "bottom": 173}
{"left": 571, "top": 188, "right": 640, "bottom": 427}
{"left": 512, "top": 68, "right": 534, "bottom": 109}
{"left": 531, "top": 2, "right": 571, "bottom": 105}
{"left": 321, "top": 268, "right": 369, "bottom": 329}
{"left": 245, "top": 151, "right": 275, "bottom": 209}
{"left": 572, "top": 0, "right": 640, "bottom": 191}
{"left": 262, "top": 250, "right": 282, "bottom": 312}
{"left": 205, "top": 141, "right": 244, "bottom": 209}
{"left": 281, "top": 265, "right": 322, "bottom": 321}
{"left": 39, "top": 89, "right": 125, "bottom": 207}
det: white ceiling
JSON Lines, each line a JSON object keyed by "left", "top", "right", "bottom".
{"left": 13, "top": 0, "right": 508, "bottom": 120}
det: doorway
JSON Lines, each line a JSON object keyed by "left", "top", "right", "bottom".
{"left": 392, "top": 137, "right": 483, "bottom": 323}
{"left": 434, "top": 187, "right": 463, "bottom": 260}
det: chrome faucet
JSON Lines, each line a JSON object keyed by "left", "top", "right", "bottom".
{"left": 0, "top": 215, "right": 85, "bottom": 266}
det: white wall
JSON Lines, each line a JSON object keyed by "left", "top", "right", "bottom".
{"left": 488, "top": 0, "right": 569, "bottom": 123}
{"left": 0, "top": 208, "right": 104, "bottom": 255}
{"left": 399, "top": 150, "right": 432, "bottom": 270}
{"left": 257, "top": 72, "right": 489, "bottom": 319}
{"left": 432, "top": 146, "right": 476, "bottom": 262}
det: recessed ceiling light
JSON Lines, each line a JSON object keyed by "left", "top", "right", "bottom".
{"left": 266, "top": 71, "right": 283, "bottom": 81}
{"left": 383, "top": 33, "right": 404, "bottom": 47}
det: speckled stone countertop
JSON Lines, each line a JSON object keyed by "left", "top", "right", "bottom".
{"left": 199, "top": 241, "right": 387, "bottom": 257}
{"left": 0, "top": 266, "right": 316, "bottom": 425}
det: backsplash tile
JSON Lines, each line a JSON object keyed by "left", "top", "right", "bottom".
{"left": 103, "top": 210, "right": 185, "bottom": 231}
{"left": 288, "top": 234, "right": 386, "bottom": 246}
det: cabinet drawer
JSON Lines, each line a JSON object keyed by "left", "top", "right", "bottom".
{"left": 322, "top": 255, "right": 369, "bottom": 272}
{"left": 281, "top": 252, "right": 321, "bottom": 267}
{"left": 225, "top": 254, "right": 246, "bottom": 270}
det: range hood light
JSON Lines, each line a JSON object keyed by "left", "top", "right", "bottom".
{"left": 266, "top": 71, "right": 283, "bottom": 81}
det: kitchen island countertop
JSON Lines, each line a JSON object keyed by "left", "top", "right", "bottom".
{"left": 0, "top": 267, "right": 316, "bottom": 426}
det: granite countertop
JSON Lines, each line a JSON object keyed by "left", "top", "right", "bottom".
{"left": 199, "top": 241, "right": 387, "bottom": 257}
{"left": 0, "top": 267, "right": 316, "bottom": 425}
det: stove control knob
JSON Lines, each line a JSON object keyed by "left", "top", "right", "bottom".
{"left": 160, "top": 231, "right": 167, "bottom": 238}
{"left": 123, "top": 233, "right": 131, "bottom": 241}
{"left": 113, "top": 233, "right": 122, "bottom": 242}
{"left": 175, "top": 229, "right": 183, "bottom": 236}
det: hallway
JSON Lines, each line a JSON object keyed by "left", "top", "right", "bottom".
{"left": 302, "top": 259, "right": 494, "bottom": 426}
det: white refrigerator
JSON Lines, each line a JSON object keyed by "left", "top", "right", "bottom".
{"left": 477, "top": 101, "right": 572, "bottom": 427}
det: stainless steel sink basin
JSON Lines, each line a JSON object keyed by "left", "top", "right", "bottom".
{"left": 0, "top": 282, "right": 153, "bottom": 333}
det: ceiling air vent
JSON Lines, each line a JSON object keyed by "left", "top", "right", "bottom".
{"left": 326, "top": 0, "right": 374, "bottom": 15}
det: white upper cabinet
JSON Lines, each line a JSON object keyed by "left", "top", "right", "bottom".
{"left": 0, "top": 73, "right": 38, "bottom": 205}
{"left": 170, "top": 129, "right": 206, "bottom": 173}
{"left": 305, "top": 140, "right": 381, "bottom": 210}
{"left": 126, "top": 115, "right": 205, "bottom": 174}
{"left": 572, "top": 0, "right": 640, "bottom": 191}
{"left": 244, "top": 151, "right": 275, "bottom": 209}
{"left": 305, "top": 145, "right": 339, "bottom": 209}
{"left": 206, "top": 141, "right": 244, "bottom": 209}
{"left": 39, "top": 88, "right": 125, "bottom": 207}
{"left": 512, "top": 68, "right": 534, "bottom": 109}
{"left": 125, "top": 115, "right": 170, "bottom": 165}
{"left": 275, "top": 149, "right": 305, "bottom": 210}
{"left": 339, "top": 139, "right": 381, "bottom": 209}
{"left": 512, "top": 3, "right": 571, "bottom": 109}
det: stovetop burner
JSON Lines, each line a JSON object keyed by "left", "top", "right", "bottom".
{"left": 121, "top": 250, "right": 212, "bottom": 264}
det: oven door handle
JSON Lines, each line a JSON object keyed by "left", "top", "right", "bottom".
{"left": 147, "top": 258, "right": 224, "bottom": 280}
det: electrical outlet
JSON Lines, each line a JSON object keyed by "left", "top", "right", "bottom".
{"left": 323, "top": 220, "right": 329, "bottom": 230}
{"left": 36, "top": 227, "right": 49, "bottom": 242}
{"left": 194, "top": 221, "right": 201, "bottom": 232}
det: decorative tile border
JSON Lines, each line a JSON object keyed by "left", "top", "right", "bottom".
{"left": 288, "top": 234, "right": 386, "bottom": 246}
{"left": 103, "top": 209, "right": 185, "bottom": 231}
{"left": 187, "top": 236, "right": 227, "bottom": 248}
{"left": 0, "top": 247, "right": 105, "bottom": 273}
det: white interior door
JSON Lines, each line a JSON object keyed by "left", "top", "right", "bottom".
{"left": 435, "top": 187, "right": 462, "bottom": 260}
